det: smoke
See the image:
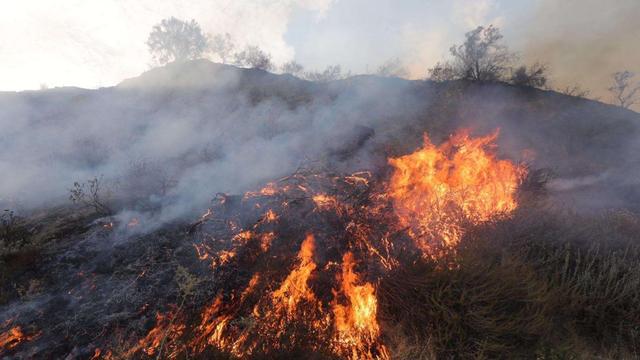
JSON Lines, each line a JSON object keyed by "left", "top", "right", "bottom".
{"left": 1, "top": 58, "right": 639, "bottom": 234}
{"left": 0, "top": 61, "right": 430, "bottom": 229}
{"left": 517, "top": 0, "right": 640, "bottom": 107}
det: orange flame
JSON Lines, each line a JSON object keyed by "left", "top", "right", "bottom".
{"left": 101, "top": 129, "right": 524, "bottom": 358}
{"left": 332, "top": 252, "right": 388, "bottom": 360}
{"left": 125, "top": 310, "right": 185, "bottom": 358}
{"left": 269, "top": 233, "right": 319, "bottom": 317}
{"left": 0, "top": 326, "right": 40, "bottom": 352}
{"left": 313, "top": 194, "right": 339, "bottom": 210}
{"left": 388, "top": 129, "right": 526, "bottom": 251}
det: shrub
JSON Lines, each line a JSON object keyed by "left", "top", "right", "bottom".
{"left": 0, "top": 209, "right": 30, "bottom": 250}
{"left": 379, "top": 207, "right": 640, "bottom": 358}
{"left": 69, "top": 176, "right": 113, "bottom": 216}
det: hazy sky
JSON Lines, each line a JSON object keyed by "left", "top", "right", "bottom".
{"left": 1, "top": 0, "right": 638, "bottom": 102}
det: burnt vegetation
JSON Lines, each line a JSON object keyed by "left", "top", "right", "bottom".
{"left": 1, "top": 21, "right": 640, "bottom": 360}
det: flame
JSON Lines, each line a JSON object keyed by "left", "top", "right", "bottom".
{"left": 189, "top": 294, "right": 226, "bottom": 353}
{"left": 95, "top": 128, "right": 524, "bottom": 359}
{"left": 388, "top": 129, "right": 526, "bottom": 251}
{"left": 269, "top": 233, "right": 318, "bottom": 316}
{"left": 0, "top": 326, "right": 39, "bottom": 352}
{"left": 259, "top": 231, "right": 275, "bottom": 252}
{"left": 90, "top": 348, "right": 113, "bottom": 359}
{"left": 263, "top": 209, "right": 278, "bottom": 222}
{"left": 313, "top": 194, "right": 339, "bottom": 210}
{"left": 190, "top": 235, "right": 327, "bottom": 357}
{"left": 126, "top": 310, "right": 185, "bottom": 358}
{"left": 331, "top": 252, "right": 388, "bottom": 360}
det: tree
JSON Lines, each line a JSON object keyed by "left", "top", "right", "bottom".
{"left": 434, "top": 25, "right": 515, "bottom": 82}
{"left": 210, "top": 33, "right": 234, "bottom": 64}
{"left": 510, "top": 63, "right": 548, "bottom": 88}
{"left": 428, "top": 62, "right": 457, "bottom": 82}
{"left": 376, "top": 58, "right": 408, "bottom": 78}
{"left": 280, "top": 61, "right": 305, "bottom": 76}
{"left": 147, "top": 17, "right": 208, "bottom": 65}
{"left": 69, "top": 176, "right": 112, "bottom": 216}
{"left": 608, "top": 71, "right": 640, "bottom": 109}
{"left": 304, "top": 65, "right": 345, "bottom": 82}
{"left": 234, "top": 46, "right": 273, "bottom": 71}
{"left": 558, "top": 84, "right": 590, "bottom": 98}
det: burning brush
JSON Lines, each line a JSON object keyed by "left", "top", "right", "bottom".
{"left": 0, "top": 129, "right": 525, "bottom": 359}
{"left": 115, "top": 129, "right": 525, "bottom": 359}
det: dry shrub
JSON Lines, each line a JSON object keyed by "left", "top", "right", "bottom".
{"left": 379, "top": 247, "right": 554, "bottom": 358}
{"left": 379, "top": 206, "right": 640, "bottom": 359}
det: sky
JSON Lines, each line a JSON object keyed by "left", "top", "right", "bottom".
{"left": 1, "top": 0, "right": 639, "bottom": 103}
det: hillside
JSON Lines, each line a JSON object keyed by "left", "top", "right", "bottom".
{"left": 2, "top": 60, "right": 638, "bottom": 213}
{"left": 1, "top": 61, "right": 639, "bottom": 359}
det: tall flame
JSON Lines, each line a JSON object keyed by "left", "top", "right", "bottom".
{"left": 269, "top": 233, "right": 319, "bottom": 317}
{"left": 90, "top": 128, "right": 526, "bottom": 359}
{"left": 332, "top": 252, "right": 388, "bottom": 360}
{"left": 388, "top": 129, "right": 526, "bottom": 251}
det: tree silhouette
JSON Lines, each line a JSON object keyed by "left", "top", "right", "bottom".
{"left": 147, "top": 17, "right": 208, "bottom": 65}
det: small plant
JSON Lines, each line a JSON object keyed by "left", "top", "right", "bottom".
{"left": 1, "top": 209, "right": 17, "bottom": 238}
{"left": 1, "top": 209, "right": 29, "bottom": 250}
{"left": 69, "top": 176, "right": 113, "bottom": 216}
{"left": 156, "top": 266, "right": 202, "bottom": 359}
{"left": 174, "top": 265, "right": 202, "bottom": 298}
{"left": 510, "top": 63, "right": 548, "bottom": 88}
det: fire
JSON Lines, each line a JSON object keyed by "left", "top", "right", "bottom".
{"left": 248, "top": 233, "right": 328, "bottom": 354}
{"left": 269, "top": 233, "right": 319, "bottom": 317}
{"left": 263, "top": 209, "right": 278, "bottom": 222}
{"left": 126, "top": 310, "right": 185, "bottom": 358}
{"left": 0, "top": 326, "right": 39, "bottom": 352}
{"left": 93, "top": 128, "right": 524, "bottom": 359}
{"left": 90, "top": 348, "right": 113, "bottom": 359}
{"left": 388, "top": 129, "right": 526, "bottom": 251}
{"left": 189, "top": 235, "right": 329, "bottom": 357}
{"left": 313, "top": 194, "right": 338, "bottom": 210}
{"left": 332, "top": 252, "right": 388, "bottom": 360}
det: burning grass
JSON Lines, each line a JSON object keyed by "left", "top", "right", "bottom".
{"left": 2, "top": 130, "right": 639, "bottom": 359}
{"left": 379, "top": 208, "right": 640, "bottom": 359}
{"left": 111, "top": 129, "right": 526, "bottom": 359}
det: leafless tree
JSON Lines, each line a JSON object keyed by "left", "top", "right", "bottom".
{"left": 69, "top": 176, "right": 113, "bottom": 216}
{"left": 280, "top": 61, "right": 305, "bottom": 76}
{"left": 608, "top": 71, "right": 640, "bottom": 109}
{"left": 432, "top": 25, "right": 515, "bottom": 82}
{"left": 376, "top": 58, "right": 408, "bottom": 78}
{"left": 510, "top": 63, "right": 548, "bottom": 88}
{"left": 209, "top": 33, "right": 234, "bottom": 64}
{"left": 559, "top": 84, "right": 591, "bottom": 98}
{"left": 147, "top": 17, "right": 208, "bottom": 65}
{"left": 234, "top": 46, "right": 273, "bottom": 71}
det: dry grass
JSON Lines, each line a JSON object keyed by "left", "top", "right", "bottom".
{"left": 379, "top": 206, "right": 640, "bottom": 359}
